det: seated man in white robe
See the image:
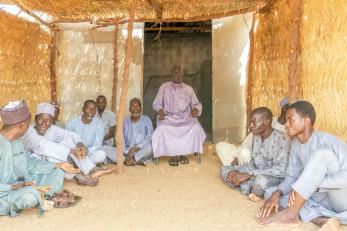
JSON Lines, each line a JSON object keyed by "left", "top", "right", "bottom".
{"left": 216, "top": 97, "right": 293, "bottom": 166}
{"left": 23, "top": 103, "right": 112, "bottom": 187}
{"left": 152, "top": 61, "right": 206, "bottom": 166}
{"left": 257, "top": 101, "right": 347, "bottom": 230}
{"left": 66, "top": 100, "right": 115, "bottom": 165}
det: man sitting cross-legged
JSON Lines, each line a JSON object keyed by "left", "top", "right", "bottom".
{"left": 220, "top": 107, "right": 290, "bottom": 202}
{"left": 66, "top": 100, "right": 111, "bottom": 165}
{"left": 122, "top": 98, "right": 153, "bottom": 166}
{"left": 0, "top": 100, "right": 81, "bottom": 216}
{"left": 257, "top": 101, "right": 347, "bottom": 230}
{"left": 23, "top": 103, "right": 112, "bottom": 187}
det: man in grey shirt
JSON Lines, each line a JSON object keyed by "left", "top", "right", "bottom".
{"left": 257, "top": 101, "right": 347, "bottom": 230}
{"left": 221, "top": 107, "right": 290, "bottom": 202}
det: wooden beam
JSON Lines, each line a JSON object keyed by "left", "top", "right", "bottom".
{"left": 52, "top": 5, "right": 260, "bottom": 25}
{"left": 246, "top": 13, "right": 257, "bottom": 129}
{"left": 49, "top": 30, "right": 58, "bottom": 102}
{"left": 287, "top": 0, "right": 302, "bottom": 104}
{"left": 118, "top": 6, "right": 259, "bottom": 24}
{"left": 11, "top": 0, "right": 51, "bottom": 28}
{"left": 111, "top": 24, "right": 119, "bottom": 113}
{"left": 144, "top": 26, "right": 211, "bottom": 31}
{"left": 116, "top": 0, "right": 136, "bottom": 173}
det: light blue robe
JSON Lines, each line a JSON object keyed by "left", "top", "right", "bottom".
{"left": 0, "top": 134, "right": 64, "bottom": 217}
{"left": 265, "top": 131, "right": 347, "bottom": 223}
{"left": 66, "top": 116, "right": 104, "bottom": 154}
{"left": 123, "top": 115, "right": 153, "bottom": 162}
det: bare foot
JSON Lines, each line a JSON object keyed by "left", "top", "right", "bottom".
{"left": 257, "top": 207, "right": 301, "bottom": 228}
{"left": 319, "top": 218, "right": 341, "bottom": 231}
{"left": 248, "top": 193, "right": 263, "bottom": 202}
{"left": 90, "top": 167, "right": 114, "bottom": 178}
{"left": 43, "top": 200, "right": 54, "bottom": 212}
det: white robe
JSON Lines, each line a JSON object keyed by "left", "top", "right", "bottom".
{"left": 22, "top": 125, "right": 95, "bottom": 177}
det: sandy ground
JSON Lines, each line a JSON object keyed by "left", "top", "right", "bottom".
{"left": 1, "top": 149, "right": 346, "bottom": 231}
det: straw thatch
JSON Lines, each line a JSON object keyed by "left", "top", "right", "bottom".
{"left": 249, "top": 0, "right": 346, "bottom": 140}
{"left": 13, "top": 0, "right": 268, "bottom": 22}
{"left": 249, "top": 0, "right": 294, "bottom": 116}
{"left": 301, "top": 0, "right": 347, "bottom": 140}
{"left": 0, "top": 11, "right": 51, "bottom": 120}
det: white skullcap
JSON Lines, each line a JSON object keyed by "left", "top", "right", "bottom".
{"left": 36, "top": 103, "right": 55, "bottom": 117}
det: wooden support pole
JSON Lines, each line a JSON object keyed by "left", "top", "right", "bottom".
{"left": 49, "top": 30, "right": 58, "bottom": 102}
{"left": 116, "top": 0, "right": 136, "bottom": 173}
{"left": 111, "top": 24, "right": 119, "bottom": 113}
{"left": 287, "top": 0, "right": 302, "bottom": 104}
{"left": 246, "top": 13, "right": 257, "bottom": 129}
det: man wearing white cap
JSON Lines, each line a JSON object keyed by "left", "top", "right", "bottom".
{"left": 0, "top": 100, "right": 79, "bottom": 216}
{"left": 23, "top": 103, "right": 113, "bottom": 187}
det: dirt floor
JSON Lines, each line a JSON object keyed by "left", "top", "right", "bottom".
{"left": 1, "top": 147, "right": 346, "bottom": 231}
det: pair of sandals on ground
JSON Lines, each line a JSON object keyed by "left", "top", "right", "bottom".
{"left": 49, "top": 189, "right": 81, "bottom": 208}
{"left": 168, "top": 156, "right": 189, "bottom": 166}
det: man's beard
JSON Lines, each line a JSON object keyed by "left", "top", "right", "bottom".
{"left": 34, "top": 126, "right": 47, "bottom": 136}
{"left": 131, "top": 112, "right": 141, "bottom": 118}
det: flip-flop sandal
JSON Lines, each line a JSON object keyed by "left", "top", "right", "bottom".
{"left": 179, "top": 156, "right": 189, "bottom": 165}
{"left": 61, "top": 190, "right": 82, "bottom": 203}
{"left": 168, "top": 157, "right": 179, "bottom": 167}
{"left": 53, "top": 200, "right": 78, "bottom": 209}
{"left": 73, "top": 195, "right": 82, "bottom": 203}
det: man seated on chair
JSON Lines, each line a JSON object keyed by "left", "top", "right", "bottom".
{"left": 120, "top": 98, "right": 154, "bottom": 166}
{"left": 95, "top": 95, "right": 118, "bottom": 163}
{"left": 23, "top": 103, "right": 112, "bottom": 187}
{"left": 66, "top": 100, "right": 110, "bottom": 165}
{"left": 0, "top": 100, "right": 80, "bottom": 216}
{"left": 220, "top": 107, "right": 290, "bottom": 202}
{"left": 152, "top": 61, "right": 206, "bottom": 166}
{"left": 257, "top": 101, "right": 347, "bottom": 230}
{"left": 216, "top": 97, "right": 293, "bottom": 166}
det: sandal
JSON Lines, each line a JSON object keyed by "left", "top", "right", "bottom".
{"left": 168, "top": 157, "right": 179, "bottom": 167}
{"left": 61, "top": 189, "right": 82, "bottom": 203}
{"left": 53, "top": 199, "right": 78, "bottom": 208}
{"left": 179, "top": 156, "right": 189, "bottom": 165}
{"left": 51, "top": 194, "right": 78, "bottom": 209}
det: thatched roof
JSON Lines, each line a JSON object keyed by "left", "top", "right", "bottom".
{"left": 9, "top": 0, "right": 269, "bottom": 23}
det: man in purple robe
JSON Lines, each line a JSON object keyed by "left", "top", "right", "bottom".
{"left": 152, "top": 62, "right": 206, "bottom": 166}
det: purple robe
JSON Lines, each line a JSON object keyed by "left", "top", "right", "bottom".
{"left": 152, "top": 81, "right": 206, "bottom": 157}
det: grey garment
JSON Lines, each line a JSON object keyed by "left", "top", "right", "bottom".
{"left": 219, "top": 129, "right": 289, "bottom": 196}
{"left": 133, "top": 144, "right": 153, "bottom": 162}
{"left": 240, "top": 129, "right": 290, "bottom": 178}
{"left": 266, "top": 131, "right": 347, "bottom": 223}
{"left": 105, "top": 143, "right": 153, "bottom": 164}
{"left": 220, "top": 165, "right": 282, "bottom": 196}
{"left": 278, "top": 131, "right": 347, "bottom": 195}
